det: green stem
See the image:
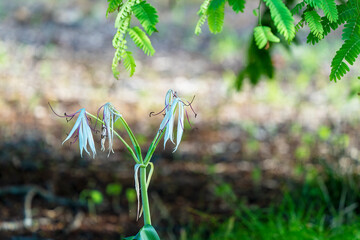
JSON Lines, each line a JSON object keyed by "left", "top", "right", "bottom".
{"left": 119, "top": 117, "right": 143, "bottom": 163}
{"left": 144, "top": 129, "right": 165, "bottom": 165}
{"left": 140, "top": 167, "right": 151, "bottom": 225}
{"left": 86, "top": 112, "right": 140, "bottom": 164}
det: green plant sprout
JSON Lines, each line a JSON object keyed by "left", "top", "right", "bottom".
{"left": 107, "top": 0, "right": 360, "bottom": 85}
{"left": 51, "top": 89, "right": 196, "bottom": 239}
{"left": 79, "top": 189, "right": 104, "bottom": 217}
{"left": 106, "top": 183, "right": 123, "bottom": 213}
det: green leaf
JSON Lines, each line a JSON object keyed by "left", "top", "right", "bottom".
{"left": 330, "top": 33, "right": 360, "bottom": 81}
{"left": 106, "top": 0, "right": 122, "bottom": 18}
{"left": 254, "top": 26, "right": 280, "bottom": 49}
{"left": 342, "top": 15, "right": 360, "bottom": 40}
{"left": 195, "top": 0, "right": 211, "bottom": 35}
{"left": 207, "top": 0, "right": 226, "bottom": 34}
{"left": 106, "top": 183, "right": 122, "bottom": 196}
{"left": 123, "top": 51, "right": 136, "bottom": 77}
{"left": 128, "top": 27, "right": 155, "bottom": 56}
{"left": 304, "top": 10, "right": 324, "bottom": 39}
{"left": 90, "top": 190, "right": 104, "bottom": 204}
{"left": 132, "top": 1, "right": 159, "bottom": 36}
{"left": 304, "top": 0, "right": 322, "bottom": 8}
{"left": 227, "top": 0, "right": 246, "bottom": 13}
{"left": 291, "top": 2, "right": 305, "bottom": 15}
{"left": 139, "top": 225, "right": 161, "bottom": 240}
{"left": 321, "top": 0, "right": 338, "bottom": 22}
{"left": 123, "top": 225, "right": 160, "bottom": 240}
{"left": 263, "top": 0, "right": 295, "bottom": 41}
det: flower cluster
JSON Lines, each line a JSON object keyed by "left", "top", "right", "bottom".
{"left": 52, "top": 89, "right": 196, "bottom": 157}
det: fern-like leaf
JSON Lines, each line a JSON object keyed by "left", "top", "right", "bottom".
{"left": 254, "top": 26, "right": 280, "bottom": 49}
{"left": 295, "top": 18, "right": 305, "bottom": 33}
{"left": 115, "top": 0, "right": 137, "bottom": 28}
{"left": 227, "top": 0, "right": 246, "bottom": 13}
{"left": 330, "top": 33, "right": 360, "bottom": 81}
{"left": 321, "top": 0, "right": 338, "bottom": 22}
{"left": 342, "top": 15, "right": 360, "bottom": 40}
{"left": 207, "top": 0, "right": 226, "bottom": 34}
{"left": 304, "top": 10, "right": 324, "bottom": 39}
{"left": 195, "top": 0, "right": 211, "bottom": 35}
{"left": 128, "top": 26, "right": 155, "bottom": 56}
{"left": 132, "top": 1, "right": 159, "bottom": 36}
{"left": 123, "top": 51, "right": 136, "bottom": 77}
{"left": 107, "top": 0, "right": 123, "bottom": 18}
{"left": 263, "top": 0, "right": 295, "bottom": 41}
{"left": 304, "top": 0, "right": 322, "bottom": 8}
{"left": 112, "top": 16, "right": 131, "bottom": 79}
{"left": 291, "top": 2, "right": 306, "bottom": 15}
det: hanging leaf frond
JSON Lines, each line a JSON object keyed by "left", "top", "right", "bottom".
{"left": 330, "top": 33, "right": 360, "bottom": 81}
{"left": 304, "top": 10, "right": 324, "bottom": 39}
{"left": 207, "top": 0, "right": 226, "bottom": 34}
{"left": 254, "top": 26, "right": 280, "bottom": 49}
{"left": 132, "top": 1, "right": 159, "bottom": 36}
{"left": 263, "top": 0, "right": 295, "bottom": 41}
{"left": 227, "top": 0, "right": 246, "bottom": 13}
{"left": 128, "top": 26, "right": 155, "bottom": 56}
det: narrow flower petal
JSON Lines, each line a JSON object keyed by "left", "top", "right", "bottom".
{"left": 173, "top": 102, "right": 184, "bottom": 152}
{"left": 134, "top": 164, "right": 142, "bottom": 221}
{"left": 62, "top": 108, "right": 96, "bottom": 158}
{"left": 62, "top": 109, "right": 82, "bottom": 144}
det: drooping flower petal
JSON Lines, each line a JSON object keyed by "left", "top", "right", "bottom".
{"left": 134, "top": 164, "right": 142, "bottom": 220}
{"left": 173, "top": 102, "right": 184, "bottom": 152}
{"left": 101, "top": 103, "right": 122, "bottom": 156}
{"left": 62, "top": 108, "right": 96, "bottom": 158}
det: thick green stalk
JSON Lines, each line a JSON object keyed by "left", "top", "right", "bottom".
{"left": 140, "top": 167, "right": 152, "bottom": 225}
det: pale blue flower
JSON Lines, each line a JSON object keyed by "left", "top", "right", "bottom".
{"left": 62, "top": 108, "right": 96, "bottom": 158}
{"left": 98, "top": 103, "right": 122, "bottom": 155}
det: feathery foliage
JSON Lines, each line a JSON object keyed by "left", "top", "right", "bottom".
{"left": 106, "top": 0, "right": 122, "bottom": 18}
{"left": 304, "top": 0, "right": 322, "bottom": 8}
{"left": 263, "top": 0, "right": 295, "bottom": 41}
{"left": 132, "top": 1, "right": 158, "bottom": 36}
{"left": 330, "top": 33, "right": 360, "bottom": 81}
{"left": 123, "top": 51, "right": 136, "bottom": 77}
{"left": 321, "top": 0, "right": 338, "bottom": 22}
{"left": 254, "top": 26, "right": 280, "bottom": 49}
{"left": 195, "top": 0, "right": 211, "bottom": 35}
{"left": 342, "top": 16, "right": 360, "bottom": 40}
{"left": 207, "top": 0, "right": 226, "bottom": 34}
{"left": 228, "top": 0, "right": 246, "bottom": 13}
{"left": 108, "top": 0, "right": 158, "bottom": 78}
{"left": 291, "top": 2, "right": 306, "bottom": 15}
{"left": 107, "top": 0, "right": 360, "bottom": 82}
{"left": 304, "top": 10, "right": 324, "bottom": 39}
{"left": 128, "top": 26, "right": 155, "bottom": 56}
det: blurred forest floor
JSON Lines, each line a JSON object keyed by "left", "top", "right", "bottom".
{"left": 1, "top": 0, "right": 360, "bottom": 239}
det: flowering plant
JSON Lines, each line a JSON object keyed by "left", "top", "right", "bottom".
{"left": 51, "top": 89, "right": 196, "bottom": 239}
